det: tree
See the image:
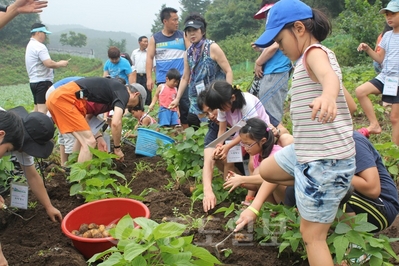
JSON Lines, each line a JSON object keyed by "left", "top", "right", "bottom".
{"left": 59, "top": 31, "right": 87, "bottom": 47}
{"left": 151, "top": 4, "right": 166, "bottom": 34}
{"left": 205, "top": 0, "right": 262, "bottom": 42}
{"left": 108, "top": 38, "right": 127, "bottom": 53}
{"left": 179, "top": 0, "right": 211, "bottom": 24}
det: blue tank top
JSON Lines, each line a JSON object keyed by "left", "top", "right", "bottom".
{"left": 153, "top": 31, "right": 185, "bottom": 83}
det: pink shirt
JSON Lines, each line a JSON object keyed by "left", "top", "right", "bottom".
{"left": 252, "top": 144, "right": 282, "bottom": 169}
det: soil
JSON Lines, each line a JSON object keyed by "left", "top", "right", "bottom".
{"left": 0, "top": 144, "right": 398, "bottom": 266}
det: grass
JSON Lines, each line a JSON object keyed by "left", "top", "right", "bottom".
{"left": 0, "top": 84, "right": 33, "bottom": 110}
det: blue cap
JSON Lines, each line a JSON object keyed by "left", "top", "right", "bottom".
{"left": 380, "top": 0, "right": 399, "bottom": 13}
{"left": 254, "top": 0, "right": 313, "bottom": 48}
{"left": 30, "top": 26, "right": 51, "bottom": 34}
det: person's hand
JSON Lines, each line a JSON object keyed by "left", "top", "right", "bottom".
{"left": 251, "top": 42, "right": 263, "bottom": 53}
{"left": 168, "top": 99, "right": 179, "bottom": 109}
{"left": 0, "top": 245, "right": 8, "bottom": 266}
{"left": 254, "top": 64, "right": 263, "bottom": 78}
{"left": 223, "top": 171, "right": 243, "bottom": 193}
{"left": 235, "top": 207, "right": 257, "bottom": 232}
{"left": 15, "top": 0, "right": 48, "bottom": 14}
{"left": 0, "top": 195, "right": 4, "bottom": 205}
{"left": 114, "top": 148, "right": 125, "bottom": 162}
{"left": 146, "top": 78, "right": 154, "bottom": 92}
{"left": 96, "top": 137, "right": 107, "bottom": 152}
{"left": 46, "top": 206, "right": 62, "bottom": 223}
{"left": 148, "top": 104, "right": 154, "bottom": 111}
{"left": 203, "top": 190, "right": 216, "bottom": 212}
{"left": 309, "top": 95, "right": 337, "bottom": 123}
{"left": 213, "top": 144, "right": 229, "bottom": 161}
{"left": 357, "top": 43, "right": 370, "bottom": 52}
{"left": 58, "top": 60, "right": 69, "bottom": 67}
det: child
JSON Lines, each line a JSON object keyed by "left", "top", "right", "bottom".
{"left": 203, "top": 80, "right": 271, "bottom": 162}
{"left": 235, "top": 1, "right": 356, "bottom": 266}
{"left": 223, "top": 118, "right": 286, "bottom": 205}
{"left": 149, "top": 68, "right": 180, "bottom": 127}
{"left": 356, "top": 0, "right": 399, "bottom": 144}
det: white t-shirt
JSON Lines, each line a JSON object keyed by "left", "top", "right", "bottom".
{"left": 25, "top": 38, "right": 54, "bottom": 83}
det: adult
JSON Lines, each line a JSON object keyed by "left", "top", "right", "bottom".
{"left": 0, "top": 0, "right": 47, "bottom": 29}
{"left": 146, "top": 7, "right": 190, "bottom": 127}
{"left": 46, "top": 77, "right": 146, "bottom": 162}
{"left": 252, "top": 0, "right": 291, "bottom": 124}
{"left": 103, "top": 46, "right": 134, "bottom": 85}
{"left": 25, "top": 23, "right": 69, "bottom": 114}
{"left": 0, "top": 106, "right": 62, "bottom": 266}
{"left": 169, "top": 13, "right": 233, "bottom": 128}
{"left": 131, "top": 36, "right": 153, "bottom": 105}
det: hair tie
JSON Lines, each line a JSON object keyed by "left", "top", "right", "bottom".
{"left": 232, "top": 84, "right": 240, "bottom": 90}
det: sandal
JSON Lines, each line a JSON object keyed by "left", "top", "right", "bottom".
{"left": 357, "top": 128, "right": 370, "bottom": 139}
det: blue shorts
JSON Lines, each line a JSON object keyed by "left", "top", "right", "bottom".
{"left": 274, "top": 144, "right": 356, "bottom": 223}
{"left": 158, "top": 106, "right": 179, "bottom": 126}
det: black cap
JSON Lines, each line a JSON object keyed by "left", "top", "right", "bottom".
{"left": 8, "top": 106, "right": 55, "bottom": 158}
{"left": 183, "top": 20, "right": 204, "bottom": 31}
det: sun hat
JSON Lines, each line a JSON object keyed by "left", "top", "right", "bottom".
{"left": 183, "top": 20, "right": 204, "bottom": 31}
{"left": 129, "top": 83, "right": 147, "bottom": 108}
{"left": 379, "top": 0, "right": 399, "bottom": 13}
{"left": 254, "top": 0, "right": 313, "bottom": 48}
{"left": 30, "top": 25, "right": 51, "bottom": 34}
{"left": 8, "top": 106, "right": 55, "bottom": 158}
{"left": 253, "top": 3, "right": 274, "bottom": 19}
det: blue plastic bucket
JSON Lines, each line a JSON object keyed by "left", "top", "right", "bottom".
{"left": 135, "top": 128, "right": 175, "bottom": 157}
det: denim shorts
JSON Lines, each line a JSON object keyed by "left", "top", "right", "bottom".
{"left": 274, "top": 144, "right": 356, "bottom": 223}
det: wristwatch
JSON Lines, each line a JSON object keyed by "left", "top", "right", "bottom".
{"left": 0, "top": 5, "right": 8, "bottom": 12}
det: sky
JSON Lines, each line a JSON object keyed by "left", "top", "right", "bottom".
{"left": 40, "top": 0, "right": 182, "bottom": 35}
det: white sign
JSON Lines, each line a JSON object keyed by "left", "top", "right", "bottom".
{"left": 10, "top": 182, "right": 29, "bottom": 209}
{"left": 226, "top": 140, "right": 243, "bottom": 163}
{"left": 383, "top": 76, "right": 398, "bottom": 96}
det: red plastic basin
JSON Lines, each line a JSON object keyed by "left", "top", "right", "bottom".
{"left": 61, "top": 198, "right": 150, "bottom": 259}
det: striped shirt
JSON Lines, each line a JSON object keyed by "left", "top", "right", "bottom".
{"left": 376, "top": 30, "right": 399, "bottom": 83}
{"left": 291, "top": 44, "right": 355, "bottom": 163}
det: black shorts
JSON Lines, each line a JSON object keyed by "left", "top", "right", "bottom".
{"left": 30, "top": 81, "right": 53, "bottom": 104}
{"left": 369, "top": 78, "right": 399, "bottom": 104}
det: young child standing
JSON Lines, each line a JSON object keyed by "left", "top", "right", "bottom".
{"left": 235, "top": 1, "right": 356, "bottom": 266}
{"left": 356, "top": 0, "right": 399, "bottom": 144}
{"left": 149, "top": 68, "right": 180, "bottom": 127}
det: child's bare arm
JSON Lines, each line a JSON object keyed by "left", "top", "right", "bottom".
{"left": 149, "top": 85, "right": 161, "bottom": 110}
{"left": 357, "top": 43, "right": 385, "bottom": 64}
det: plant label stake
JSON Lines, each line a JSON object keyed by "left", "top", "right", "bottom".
{"left": 214, "top": 231, "right": 235, "bottom": 260}
{"left": 1, "top": 203, "right": 36, "bottom": 221}
{"left": 206, "top": 120, "right": 246, "bottom": 148}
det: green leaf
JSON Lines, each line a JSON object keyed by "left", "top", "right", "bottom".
{"left": 134, "top": 217, "right": 159, "bottom": 240}
{"left": 153, "top": 222, "right": 186, "bottom": 240}
{"left": 333, "top": 235, "right": 349, "bottom": 263}
{"left": 68, "top": 168, "right": 87, "bottom": 182}
{"left": 96, "top": 252, "right": 126, "bottom": 266}
{"left": 162, "top": 251, "right": 192, "bottom": 265}
{"left": 123, "top": 242, "right": 151, "bottom": 261}
{"left": 69, "top": 183, "right": 83, "bottom": 196}
{"left": 89, "top": 146, "right": 118, "bottom": 160}
{"left": 345, "top": 230, "right": 366, "bottom": 249}
{"left": 113, "top": 214, "right": 135, "bottom": 239}
{"left": 184, "top": 244, "right": 221, "bottom": 263}
{"left": 108, "top": 170, "right": 126, "bottom": 179}
{"left": 131, "top": 255, "right": 147, "bottom": 266}
{"left": 335, "top": 222, "right": 352, "bottom": 234}
{"left": 85, "top": 177, "right": 106, "bottom": 187}
{"left": 87, "top": 247, "right": 119, "bottom": 263}
{"left": 388, "top": 165, "right": 398, "bottom": 175}
{"left": 353, "top": 222, "right": 378, "bottom": 232}
{"left": 278, "top": 241, "right": 290, "bottom": 255}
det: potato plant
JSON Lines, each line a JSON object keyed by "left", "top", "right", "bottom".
{"left": 67, "top": 147, "right": 138, "bottom": 202}
{"left": 88, "top": 214, "right": 221, "bottom": 265}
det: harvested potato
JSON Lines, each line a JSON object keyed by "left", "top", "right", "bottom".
{"left": 82, "top": 231, "right": 93, "bottom": 238}
{"left": 102, "top": 230, "right": 110, "bottom": 237}
{"left": 98, "top": 224, "right": 106, "bottom": 233}
{"left": 79, "top": 223, "right": 89, "bottom": 234}
{"left": 88, "top": 223, "right": 98, "bottom": 230}
{"left": 71, "top": 230, "right": 80, "bottom": 236}
{"left": 106, "top": 223, "right": 116, "bottom": 230}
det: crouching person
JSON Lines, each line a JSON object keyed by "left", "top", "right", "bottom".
{"left": 0, "top": 106, "right": 62, "bottom": 266}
